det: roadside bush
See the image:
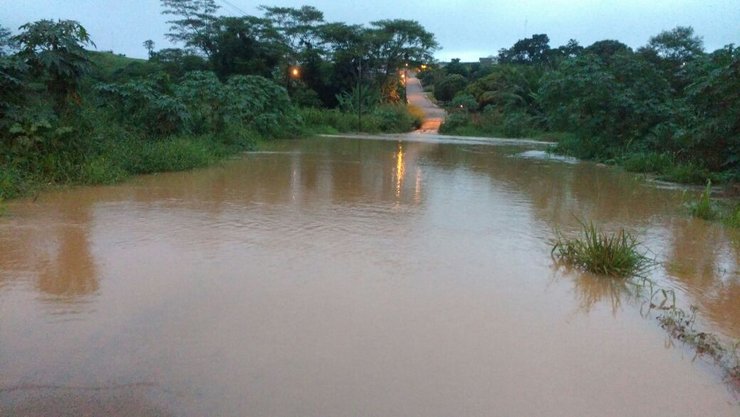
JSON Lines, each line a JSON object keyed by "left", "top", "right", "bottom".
{"left": 434, "top": 74, "right": 468, "bottom": 102}
{"left": 113, "top": 135, "right": 219, "bottom": 175}
{"left": 96, "top": 78, "right": 191, "bottom": 137}
{"left": 372, "top": 103, "right": 421, "bottom": 132}
{"left": 660, "top": 162, "right": 712, "bottom": 184}
{"left": 451, "top": 93, "right": 477, "bottom": 112}
{"left": 0, "top": 163, "right": 29, "bottom": 200}
{"left": 298, "top": 107, "right": 356, "bottom": 134}
{"left": 174, "top": 71, "right": 226, "bottom": 134}
{"left": 214, "top": 123, "right": 258, "bottom": 151}
{"left": 502, "top": 111, "right": 534, "bottom": 137}
{"left": 299, "top": 104, "right": 420, "bottom": 134}
{"left": 439, "top": 112, "right": 471, "bottom": 133}
{"left": 225, "top": 75, "right": 301, "bottom": 138}
{"left": 79, "top": 155, "right": 128, "bottom": 185}
{"left": 335, "top": 84, "right": 381, "bottom": 114}
{"left": 621, "top": 152, "right": 675, "bottom": 174}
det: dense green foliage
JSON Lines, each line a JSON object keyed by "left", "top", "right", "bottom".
{"left": 12, "top": 19, "right": 96, "bottom": 112}
{"left": 158, "top": 0, "right": 437, "bottom": 105}
{"left": 300, "top": 103, "right": 422, "bottom": 134}
{"left": 1, "top": 4, "right": 437, "bottom": 201}
{"left": 431, "top": 27, "right": 738, "bottom": 184}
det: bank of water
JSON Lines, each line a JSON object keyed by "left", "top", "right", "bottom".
{"left": 0, "top": 136, "right": 737, "bottom": 416}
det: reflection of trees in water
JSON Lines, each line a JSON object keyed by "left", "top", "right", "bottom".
{"left": 120, "top": 139, "right": 430, "bottom": 208}
{"left": 38, "top": 196, "right": 98, "bottom": 299}
{"left": 142, "top": 139, "right": 735, "bottom": 340}
{"left": 665, "top": 219, "right": 740, "bottom": 338}
{"left": 37, "top": 225, "right": 98, "bottom": 298}
{"left": 0, "top": 193, "right": 99, "bottom": 302}
{"left": 422, "top": 143, "right": 673, "bottom": 227}
{"left": 0, "top": 138, "right": 735, "bottom": 336}
{"left": 417, "top": 142, "right": 738, "bottom": 338}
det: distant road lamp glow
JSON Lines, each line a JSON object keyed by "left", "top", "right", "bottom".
{"left": 290, "top": 66, "right": 300, "bottom": 79}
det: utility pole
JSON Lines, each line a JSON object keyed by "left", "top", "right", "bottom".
{"left": 357, "top": 56, "right": 362, "bottom": 133}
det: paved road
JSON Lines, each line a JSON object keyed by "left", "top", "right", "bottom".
{"left": 406, "top": 74, "right": 446, "bottom": 133}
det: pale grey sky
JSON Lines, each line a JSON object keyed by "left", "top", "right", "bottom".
{"left": 3, "top": 0, "right": 739, "bottom": 61}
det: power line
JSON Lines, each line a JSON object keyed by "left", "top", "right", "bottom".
{"left": 217, "top": 0, "right": 249, "bottom": 16}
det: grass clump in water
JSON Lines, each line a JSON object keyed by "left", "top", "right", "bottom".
{"left": 552, "top": 220, "right": 653, "bottom": 278}
{"left": 687, "top": 180, "right": 719, "bottom": 220}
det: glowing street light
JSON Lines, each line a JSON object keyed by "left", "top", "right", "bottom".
{"left": 290, "top": 66, "right": 300, "bottom": 79}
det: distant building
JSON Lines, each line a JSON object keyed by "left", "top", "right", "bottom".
{"left": 479, "top": 57, "right": 497, "bottom": 66}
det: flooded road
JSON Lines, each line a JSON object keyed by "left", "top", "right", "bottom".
{"left": 1, "top": 136, "right": 738, "bottom": 416}
{"left": 406, "top": 74, "right": 446, "bottom": 133}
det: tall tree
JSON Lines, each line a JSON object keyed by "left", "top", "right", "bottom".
{"left": 259, "top": 5, "right": 324, "bottom": 56}
{"left": 367, "top": 19, "right": 438, "bottom": 76}
{"left": 365, "top": 19, "right": 438, "bottom": 101}
{"left": 639, "top": 26, "right": 704, "bottom": 93}
{"left": 315, "top": 22, "right": 369, "bottom": 105}
{"left": 207, "top": 16, "right": 284, "bottom": 79}
{"left": 0, "top": 25, "right": 16, "bottom": 56}
{"left": 161, "top": 0, "right": 219, "bottom": 56}
{"left": 445, "top": 58, "right": 469, "bottom": 77}
{"left": 645, "top": 26, "right": 703, "bottom": 63}
{"left": 143, "top": 39, "right": 155, "bottom": 58}
{"left": 584, "top": 40, "right": 632, "bottom": 65}
{"left": 498, "top": 34, "right": 551, "bottom": 65}
{"left": 0, "top": 25, "right": 25, "bottom": 122}
{"left": 12, "top": 19, "right": 95, "bottom": 111}
{"left": 555, "top": 39, "right": 583, "bottom": 60}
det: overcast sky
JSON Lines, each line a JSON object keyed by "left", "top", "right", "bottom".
{"left": 3, "top": 0, "right": 739, "bottom": 61}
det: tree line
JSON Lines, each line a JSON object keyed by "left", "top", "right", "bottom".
{"left": 425, "top": 28, "right": 738, "bottom": 184}
{"left": 0, "top": 1, "right": 438, "bottom": 201}
{"left": 152, "top": 0, "right": 437, "bottom": 106}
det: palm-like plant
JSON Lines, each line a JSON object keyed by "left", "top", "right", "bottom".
{"left": 12, "top": 19, "right": 95, "bottom": 112}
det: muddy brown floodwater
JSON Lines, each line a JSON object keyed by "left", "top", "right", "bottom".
{"left": 1, "top": 136, "right": 738, "bottom": 416}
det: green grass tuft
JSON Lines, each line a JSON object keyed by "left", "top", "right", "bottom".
{"left": 622, "top": 152, "right": 675, "bottom": 174}
{"left": 688, "top": 180, "right": 719, "bottom": 220}
{"left": 725, "top": 204, "right": 740, "bottom": 228}
{"left": 552, "top": 220, "right": 653, "bottom": 278}
{"left": 298, "top": 105, "right": 420, "bottom": 135}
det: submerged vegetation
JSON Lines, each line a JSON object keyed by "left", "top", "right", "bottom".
{"left": 658, "top": 306, "right": 740, "bottom": 390}
{"left": 685, "top": 180, "right": 740, "bottom": 227}
{"left": 688, "top": 181, "right": 720, "bottom": 220}
{"left": 726, "top": 205, "right": 740, "bottom": 228}
{"left": 552, "top": 220, "right": 653, "bottom": 278}
{"left": 554, "top": 219, "right": 739, "bottom": 391}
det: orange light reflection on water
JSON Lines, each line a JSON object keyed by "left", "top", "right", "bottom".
{"left": 395, "top": 142, "right": 405, "bottom": 198}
